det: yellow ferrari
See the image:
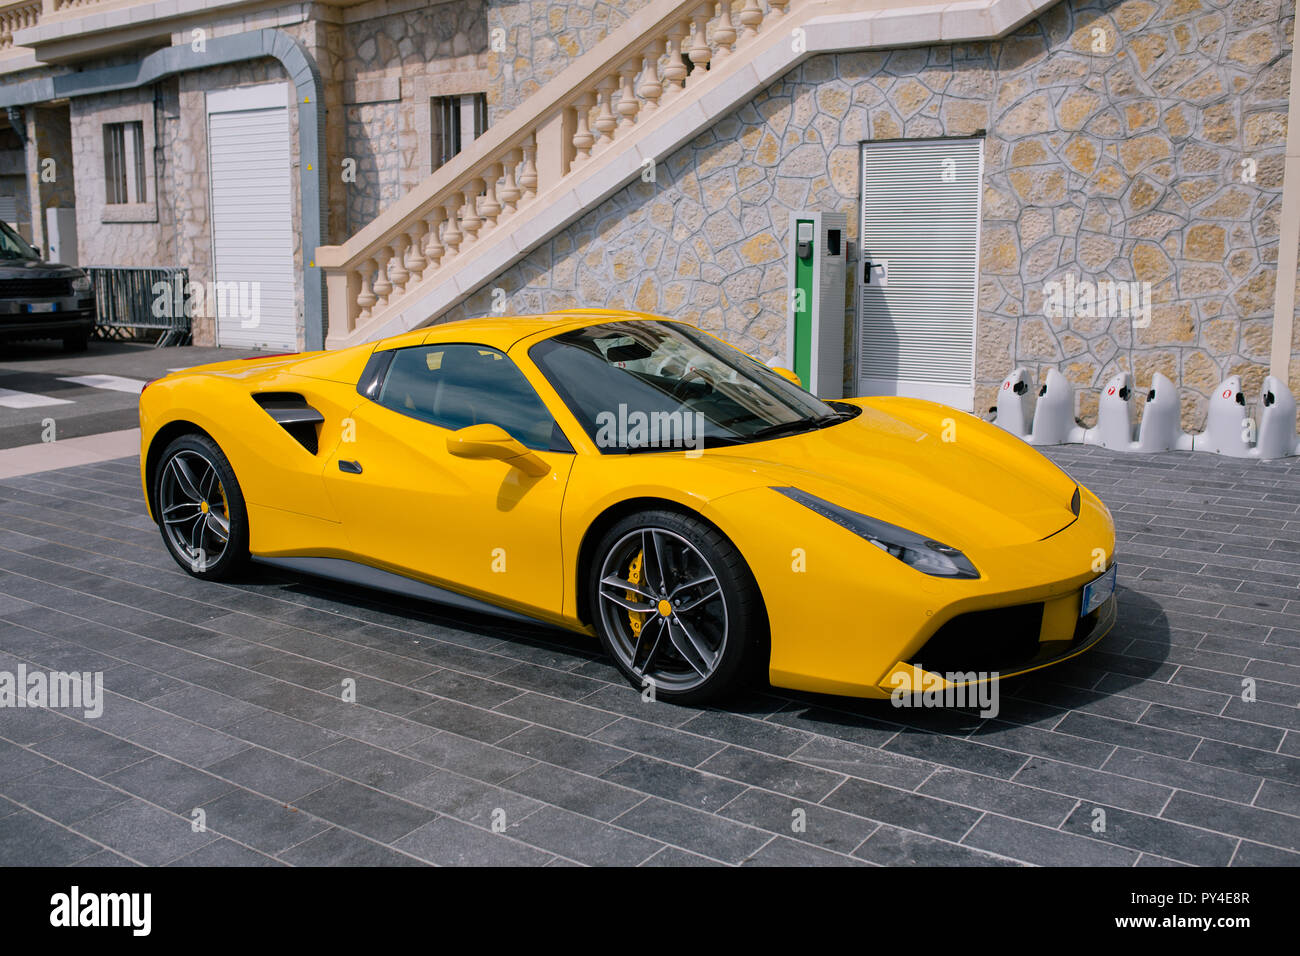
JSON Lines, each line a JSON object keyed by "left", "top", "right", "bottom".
{"left": 139, "top": 309, "right": 1116, "bottom": 704}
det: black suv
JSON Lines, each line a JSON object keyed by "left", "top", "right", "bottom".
{"left": 0, "top": 220, "right": 95, "bottom": 352}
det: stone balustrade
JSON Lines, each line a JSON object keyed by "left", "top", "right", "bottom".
{"left": 0, "top": 0, "right": 40, "bottom": 49}
{"left": 316, "top": 0, "right": 799, "bottom": 346}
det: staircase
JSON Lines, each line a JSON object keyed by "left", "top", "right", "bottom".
{"left": 316, "top": 0, "right": 1054, "bottom": 349}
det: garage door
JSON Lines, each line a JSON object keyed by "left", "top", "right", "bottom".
{"left": 206, "top": 84, "right": 297, "bottom": 350}
{"left": 856, "top": 138, "right": 983, "bottom": 410}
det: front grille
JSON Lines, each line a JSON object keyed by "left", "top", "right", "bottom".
{"left": 910, "top": 603, "right": 1045, "bottom": 674}
{"left": 0, "top": 277, "right": 74, "bottom": 299}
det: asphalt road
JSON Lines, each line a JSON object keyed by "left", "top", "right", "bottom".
{"left": 0, "top": 339, "right": 264, "bottom": 449}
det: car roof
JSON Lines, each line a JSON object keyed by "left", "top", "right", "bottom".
{"left": 374, "top": 309, "right": 674, "bottom": 352}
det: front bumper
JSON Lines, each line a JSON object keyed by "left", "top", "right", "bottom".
{"left": 878, "top": 589, "right": 1117, "bottom": 695}
{"left": 0, "top": 297, "right": 95, "bottom": 339}
{"left": 708, "top": 483, "right": 1118, "bottom": 699}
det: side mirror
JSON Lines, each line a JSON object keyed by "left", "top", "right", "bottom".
{"left": 446, "top": 423, "right": 550, "bottom": 477}
{"left": 770, "top": 366, "right": 803, "bottom": 387}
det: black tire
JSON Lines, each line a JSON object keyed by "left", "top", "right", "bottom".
{"left": 153, "top": 433, "right": 250, "bottom": 580}
{"left": 62, "top": 333, "right": 88, "bottom": 353}
{"left": 587, "top": 508, "right": 767, "bottom": 705}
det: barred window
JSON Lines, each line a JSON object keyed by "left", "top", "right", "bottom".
{"left": 104, "top": 121, "right": 146, "bottom": 204}
{"left": 431, "top": 93, "right": 487, "bottom": 171}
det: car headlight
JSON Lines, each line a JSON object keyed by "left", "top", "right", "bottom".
{"left": 773, "top": 486, "right": 979, "bottom": 579}
{"left": 71, "top": 275, "right": 92, "bottom": 295}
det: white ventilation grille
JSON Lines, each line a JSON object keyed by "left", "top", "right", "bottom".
{"left": 857, "top": 138, "right": 983, "bottom": 405}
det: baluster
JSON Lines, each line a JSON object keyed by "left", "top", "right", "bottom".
{"left": 688, "top": 7, "right": 712, "bottom": 85}
{"left": 424, "top": 208, "right": 446, "bottom": 268}
{"left": 479, "top": 168, "right": 503, "bottom": 232}
{"left": 372, "top": 254, "right": 393, "bottom": 305}
{"left": 713, "top": 2, "right": 736, "bottom": 59}
{"left": 571, "top": 94, "right": 596, "bottom": 164}
{"left": 460, "top": 185, "right": 482, "bottom": 243}
{"left": 442, "top": 201, "right": 463, "bottom": 254}
{"left": 662, "top": 24, "right": 689, "bottom": 101}
{"left": 617, "top": 62, "right": 640, "bottom": 127}
{"left": 388, "top": 237, "right": 409, "bottom": 293}
{"left": 637, "top": 42, "right": 664, "bottom": 113}
{"left": 356, "top": 261, "right": 377, "bottom": 321}
{"left": 739, "top": 0, "right": 763, "bottom": 37}
{"left": 594, "top": 77, "right": 618, "bottom": 145}
{"left": 520, "top": 135, "right": 539, "bottom": 197}
{"left": 768, "top": 0, "right": 789, "bottom": 19}
{"left": 499, "top": 149, "right": 523, "bottom": 213}
{"left": 405, "top": 222, "right": 428, "bottom": 281}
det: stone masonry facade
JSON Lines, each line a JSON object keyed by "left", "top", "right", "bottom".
{"left": 439, "top": 0, "right": 1299, "bottom": 431}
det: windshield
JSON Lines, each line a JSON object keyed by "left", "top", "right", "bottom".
{"left": 0, "top": 220, "right": 39, "bottom": 261}
{"left": 529, "top": 320, "right": 852, "bottom": 453}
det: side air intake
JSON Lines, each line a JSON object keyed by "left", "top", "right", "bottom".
{"left": 252, "top": 392, "right": 324, "bottom": 454}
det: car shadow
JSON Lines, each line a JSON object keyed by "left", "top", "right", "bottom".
{"left": 224, "top": 564, "right": 1173, "bottom": 741}
{"left": 245, "top": 564, "right": 601, "bottom": 663}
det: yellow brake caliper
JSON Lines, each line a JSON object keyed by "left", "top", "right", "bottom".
{"left": 627, "top": 550, "right": 648, "bottom": 638}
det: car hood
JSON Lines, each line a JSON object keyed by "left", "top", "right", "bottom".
{"left": 704, "top": 398, "right": 1079, "bottom": 547}
{"left": 0, "top": 258, "right": 84, "bottom": 277}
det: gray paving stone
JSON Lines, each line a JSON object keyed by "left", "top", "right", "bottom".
{"left": 612, "top": 796, "right": 771, "bottom": 864}
{"left": 0, "top": 810, "right": 104, "bottom": 866}
{"left": 1, "top": 449, "right": 1297, "bottom": 865}
{"left": 292, "top": 779, "right": 434, "bottom": 844}
{"left": 600, "top": 753, "right": 747, "bottom": 810}
{"left": 392, "top": 815, "right": 553, "bottom": 866}
{"left": 2, "top": 764, "right": 132, "bottom": 825}
{"left": 74, "top": 799, "right": 218, "bottom": 866}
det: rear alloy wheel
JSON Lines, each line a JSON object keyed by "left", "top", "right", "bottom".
{"left": 590, "top": 509, "right": 766, "bottom": 704}
{"left": 154, "top": 434, "right": 249, "bottom": 580}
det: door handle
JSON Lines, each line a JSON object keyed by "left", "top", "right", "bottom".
{"left": 338, "top": 459, "right": 363, "bottom": 474}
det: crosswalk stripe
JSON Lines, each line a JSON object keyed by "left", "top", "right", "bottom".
{"left": 0, "top": 387, "right": 73, "bottom": 409}
{"left": 57, "top": 374, "right": 147, "bottom": 394}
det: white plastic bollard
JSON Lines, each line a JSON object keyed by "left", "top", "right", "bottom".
{"left": 992, "top": 367, "right": 1033, "bottom": 439}
{"left": 1194, "top": 375, "right": 1252, "bottom": 457}
{"left": 1084, "top": 372, "right": 1138, "bottom": 450}
{"left": 1136, "top": 372, "right": 1193, "bottom": 452}
{"left": 1029, "top": 368, "right": 1086, "bottom": 445}
{"left": 1252, "top": 375, "right": 1300, "bottom": 460}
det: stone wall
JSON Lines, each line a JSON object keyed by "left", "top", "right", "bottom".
{"left": 339, "top": 0, "right": 489, "bottom": 234}
{"left": 485, "top": 0, "right": 653, "bottom": 119}
{"left": 69, "top": 87, "right": 176, "bottom": 268}
{"left": 440, "top": 0, "right": 1298, "bottom": 431}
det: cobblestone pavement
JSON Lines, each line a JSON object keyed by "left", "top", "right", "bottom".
{"left": 0, "top": 445, "right": 1296, "bottom": 866}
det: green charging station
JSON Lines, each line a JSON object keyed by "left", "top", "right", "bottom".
{"left": 786, "top": 210, "right": 848, "bottom": 398}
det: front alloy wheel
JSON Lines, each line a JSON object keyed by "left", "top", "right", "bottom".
{"left": 155, "top": 434, "right": 249, "bottom": 580}
{"left": 591, "top": 509, "right": 766, "bottom": 704}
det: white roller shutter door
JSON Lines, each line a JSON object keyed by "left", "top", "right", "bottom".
{"left": 857, "top": 138, "right": 983, "bottom": 410}
{"left": 207, "top": 85, "right": 297, "bottom": 350}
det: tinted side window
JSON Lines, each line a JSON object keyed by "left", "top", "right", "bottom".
{"left": 375, "top": 344, "right": 559, "bottom": 451}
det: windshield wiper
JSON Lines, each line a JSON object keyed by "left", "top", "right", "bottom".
{"left": 750, "top": 412, "right": 843, "bottom": 440}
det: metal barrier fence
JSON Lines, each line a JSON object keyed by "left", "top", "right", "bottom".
{"left": 86, "top": 266, "right": 191, "bottom": 347}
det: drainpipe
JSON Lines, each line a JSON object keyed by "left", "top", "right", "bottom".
{"left": 1270, "top": 41, "right": 1300, "bottom": 385}
{"left": 0, "top": 29, "right": 328, "bottom": 350}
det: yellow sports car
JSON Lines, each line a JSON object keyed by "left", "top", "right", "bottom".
{"left": 139, "top": 309, "right": 1116, "bottom": 704}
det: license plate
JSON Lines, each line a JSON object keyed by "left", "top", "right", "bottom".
{"left": 1081, "top": 564, "right": 1117, "bottom": 617}
{"left": 26, "top": 302, "right": 58, "bottom": 313}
